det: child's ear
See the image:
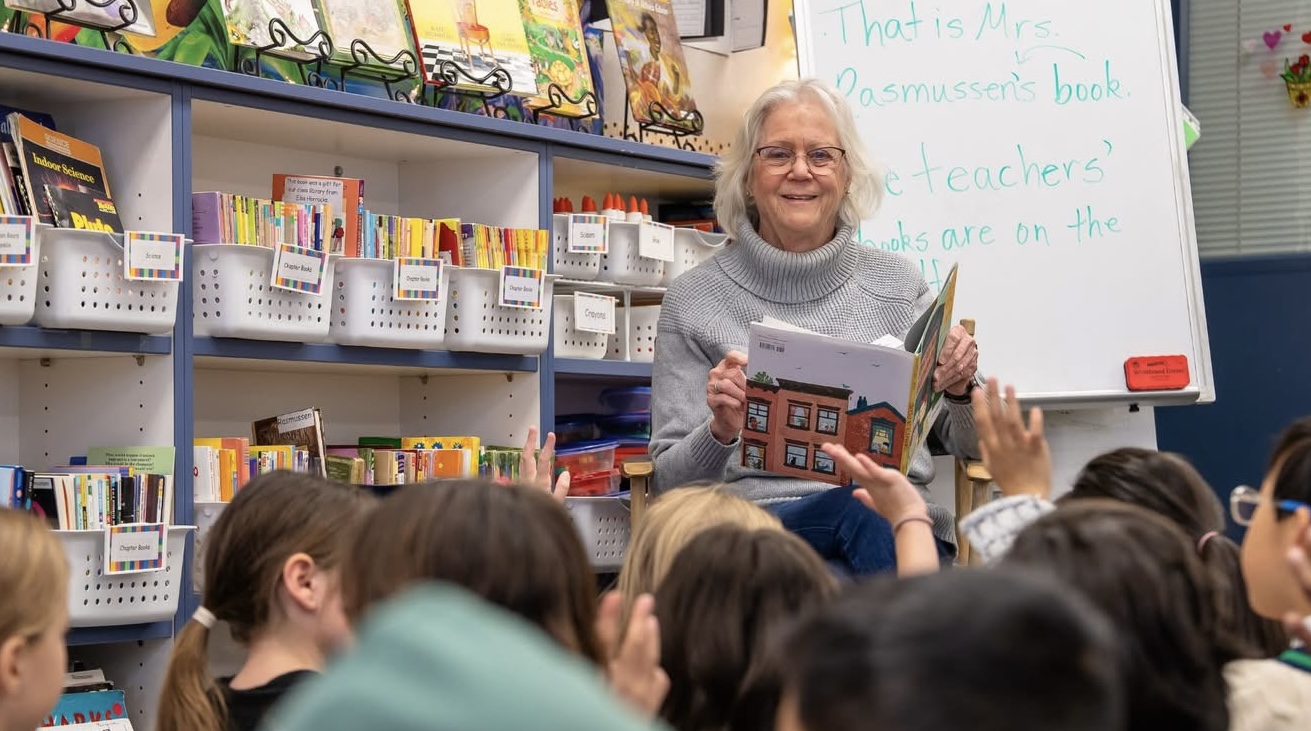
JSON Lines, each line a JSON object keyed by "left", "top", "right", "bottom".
{"left": 0, "top": 636, "right": 25, "bottom": 697}
{"left": 281, "top": 553, "right": 321, "bottom": 614}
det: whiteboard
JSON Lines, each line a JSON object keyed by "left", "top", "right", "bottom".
{"left": 794, "top": 0, "right": 1213, "bottom": 405}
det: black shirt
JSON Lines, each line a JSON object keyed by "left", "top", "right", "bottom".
{"left": 222, "top": 670, "right": 317, "bottom": 731}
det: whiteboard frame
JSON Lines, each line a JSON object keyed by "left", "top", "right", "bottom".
{"left": 791, "top": 0, "right": 1214, "bottom": 407}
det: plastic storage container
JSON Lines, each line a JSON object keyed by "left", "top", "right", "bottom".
{"left": 605, "top": 305, "right": 661, "bottom": 362}
{"left": 660, "top": 228, "right": 728, "bottom": 286}
{"left": 598, "top": 221, "right": 665, "bottom": 287}
{"left": 0, "top": 222, "right": 42, "bottom": 326}
{"left": 61, "top": 526, "right": 194, "bottom": 627}
{"left": 601, "top": 386, "right": 652, "bottom": 413}
{"left": 192, "top": 244, "right": 334, "bottom": 342}
{"left": 554, "top": 415, "right": 601, "bottom": 445}
{"left": 600, "top": 413, "right": 651, "bottom": 440}
{"left": 328, "top": 257, "right": 450, "bottom": 349}
{"left": 34, "top": 229, "right": 181, "bottom": 335}
{"left": 568, "top": 468, "right": 621, "bottom": 497}
{"left": 555, "top": 439, "right": 618, "bottom": 477}
{"left": 443, "top": 267, "right": 556, "bottom": 355}
{"left": 552, "top": 295, "right": 608, "bottom": 359}
{"left": 551, "top": 213, "right": 601, "bottom": 281}
{"left": 565, "top": 495, "right": 631, "bottom": 570}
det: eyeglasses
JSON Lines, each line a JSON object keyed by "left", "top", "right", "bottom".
{"left": 1229, "top": 485, "right": 1311, "bottom": 526}
{"left": 755, "top": 146, "right": 846, "bottom": 173}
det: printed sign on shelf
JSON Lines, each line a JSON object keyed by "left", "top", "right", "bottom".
{"left": 499, "top": 266, "right": 544, "bottom": 309}
{"left": 573, "top": 291, "right": 617, "bottom": 335}
{"left": 124, "top": 231, "right": 185, "bottom": 281}
{"left": 567, "top": 214, "right": 609, "bottom": 254}
{"left": 393, "top": 257, "right": 444, "bottom": 301}
{"left": 0, "top": 215, "right": 35, "bottom": 266}
{"left": 271, "top": 242, "right": 328, "bottom": 295}
{"left": 104, "top": 523, "right": 167, "bottom": 575}
{"left": 638, "top": 221, "right": 675, "bottom": 261}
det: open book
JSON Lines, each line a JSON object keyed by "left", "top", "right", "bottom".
{"left": 742, "top": 265, "right": 958, "bottom": 484}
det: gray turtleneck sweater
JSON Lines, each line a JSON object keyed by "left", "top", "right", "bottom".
{"left": 649, "top": 222, "right": 980, "bottom": 545}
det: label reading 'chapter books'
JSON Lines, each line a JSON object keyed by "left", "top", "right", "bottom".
{"left": 573, "top": 291, "right": 617, "bottom": 334}
{"left": 568, "top": 214, "right": 609, "bottom": 253}
{"left": 638, "top": 221, "right": 675, "bottom": 262}
{"left": 0, "top": 216, "right": 35, "bottom": 266}
{"left": 271, "top": 243, "right": 328, "bottom": 295}
{"left": 124, "top": 231, "right": 184, "bottom": 281}
{"left": 104, "top": 523, "right": 167, "bottom": 575}
{"left": 393, "top": 257, "right": 444, "bottom": 301}
{"left": 499, "top": 266, "right": 544, "bottom": 309}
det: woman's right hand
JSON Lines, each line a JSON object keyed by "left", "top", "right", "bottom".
{"left": 707, "top": 350, "right": 749, "bottom": 445}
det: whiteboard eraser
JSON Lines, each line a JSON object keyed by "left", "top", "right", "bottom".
{"left": 1124, "top": 355, "right": 1190, "bottom": 391}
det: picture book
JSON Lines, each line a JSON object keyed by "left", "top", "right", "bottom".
{"left": 741, "top": 265, "right": 958, "bottom": 485}
{"left": 313, "top": 0, "right": 416, "bottom": 72}
{"left": 45, "top": 185, "right": 123, "bottom": 233}
{"left": 4, "top": 0, "right": 157, "bottom": 35}
{"left": 405, "top": 0, "right": 538, "bottom": 96}
{"left": 8, "top": 113, "right": 113, "bottom": 227}
{"left": 219, "top": 0, "right": 324, "bottom": 60}
{"left": 517, "top": 0, "right": 595, "bottom": 114}
{"left": 608, "top": 0, "right": 698, "bottom": 130}
{"left": 272, "top": 174, "right": 363, "bottom": 256}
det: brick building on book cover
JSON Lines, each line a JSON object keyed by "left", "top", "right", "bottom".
{"left": 743, "top": 378, "right": 908, "bottom": 484}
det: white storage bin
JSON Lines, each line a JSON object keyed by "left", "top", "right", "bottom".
{"left": 61, "top": 526, "right": 194, "bottom": 627}
{"left": 551, "top": 213, "right": 601, "bottom": 280}
{"left": 192, "top": 244, "right": 334, "bottom": 342}
{"left": 552, "top": 295, "right": 608, "bottom": 359}
{"left": 443, "top": 267, "right": 556, "bottom": 355}
{"left": 328, "top": 258, "right": 450, "bottom": 349}
{"left": 565, "top": 495, "right": 631, "bottom": 570}
{"left": 0, "top": 222, "right": 42, "bottom": 326}
{"left": 32, "top": 229, "right": 180, "bottom": 335}
{"left": 192, "top": 502, "right": 226, "bottom": 594}
{"left": 606, "top": 305, "right": 661, "bottom": 362}
{"left": 660, "top": 228, "right": 728, "bottom": 286}
{"left": 598, "top": 221, "right": 665, "bottom": 287}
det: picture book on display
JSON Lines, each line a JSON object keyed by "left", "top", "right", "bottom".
{"left": 5, "top": 112, "right": 114, "bottom": 227}
{"left": 608, "top": 0, "right": 698, "bottom": 130}
{"left": 742, "top": 265, "right": 959, "bottom": 485}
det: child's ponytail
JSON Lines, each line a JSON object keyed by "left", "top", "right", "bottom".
{"left": 157, "top": 615, "right": 225, "bottom": 731}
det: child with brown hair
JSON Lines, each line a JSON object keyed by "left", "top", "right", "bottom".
{"left": 0, "top": 508, "right": 69, "bottom": 731}
{"left": 156, "top": 471, "right": 372, "bottom": 731}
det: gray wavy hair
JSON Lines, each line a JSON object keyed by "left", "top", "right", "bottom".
{"left": 713, "top": 78, "right": 882, "bottom": 236}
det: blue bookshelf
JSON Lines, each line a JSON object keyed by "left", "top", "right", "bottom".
{"left": 0, "top": 326, "right": 172, "bottom": 356}
{"left": 554, "top": 358, "right": 653, "bottom": 380}
{"left": 67, "top": 621, "right": 174, "bottom": 647}
{"left": 193, "top": 338, "right": 539, "bottom": 373}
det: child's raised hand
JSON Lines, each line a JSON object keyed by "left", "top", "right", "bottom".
{"left": 972, "top": 378, "right": 1052, "bottom": 499}
{"left": 596, "top": 591, "right": 669, "bottom": 718}
{"left": 821, "top": 442, "right": 927, "bottom": 526}
{"left": 519, "top": 427, "right": 570, "bottom": 502}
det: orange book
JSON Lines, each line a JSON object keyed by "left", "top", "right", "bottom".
{"left": 272, "top": 174, "right": 364, "bottom": 257}
{"left": 10, "top": 112, "right": 112, "bottom": 226}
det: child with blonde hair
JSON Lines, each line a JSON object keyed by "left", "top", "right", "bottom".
{"left": 0, "top": 508, "right": 69, "bottom": 731}
{"left": 157, "top": 472, "right": 372, "bottom": 731}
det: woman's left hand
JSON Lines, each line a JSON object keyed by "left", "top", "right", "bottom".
{"left": 934, "top": 324, "right": 979, "bottom": 396}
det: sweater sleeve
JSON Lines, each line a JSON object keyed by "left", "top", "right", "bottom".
{"left": 958, "top": 495, "right": 1056, "bottom": 563}
{"left": 649, "top": 316, "right": 739, "bottom": 494}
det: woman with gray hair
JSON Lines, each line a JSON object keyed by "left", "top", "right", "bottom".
{"left": 649, "top": 78, "right": 982, "bottom": 575}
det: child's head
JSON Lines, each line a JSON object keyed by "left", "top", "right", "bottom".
{"left": 158, "top": 472, "right": 371, "bottom": 731}
{"left": 1241, "top": 417, "right": 1311, "bottom": 620}
{"left": 617, "top": 483, "right": 781, "bottom": 603}
{"left": 1002, "top": 501, "right": 1231, "bottom": 731}
{"left": 655, "top": 524, "right": 836, "bottom": 731}
{"left": 0, "top": 509, "right": 69, "bottom": 731}
{"left": 1066, "top": 447, "right": 1288, "bottom": 655}
{"left": 342, "top": 480, "right": 604, "bottom": 664}
{"left": 770, "top": 568, "right": 1121, "bottom": 731}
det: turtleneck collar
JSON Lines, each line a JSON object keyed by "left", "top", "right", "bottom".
{"left": 717, "top": 220, "right": 861, "bottom": 304}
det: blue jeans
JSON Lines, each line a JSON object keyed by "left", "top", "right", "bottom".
{"left": 767, "top": 485, "right": 954, "bottom": 578}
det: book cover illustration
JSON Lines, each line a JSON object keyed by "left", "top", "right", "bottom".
{"left": 219, "top": 0, "right": 325, "bottom": 60}
{"left": 608, "top": 0, "right": 697, "bottom": 130}
{"left": 3, "top": 0, "right": 157, "bottom": 35}
{"left": 252, "top": 407, "right": 327, "bottom": 477}
{"left": 517, "top": 0, "right": 594, "bottom": 113}
{"left": 314, "top": 0, "right": 416, "bottom": 71}
{"left": 45, "top": 185, "right": 123, "bottom": 232}
{"left": 9, "top": 113, "right": 112, "bottom": 227}
{"left": 405, "top": 0, "right": 538, "bottom": 95}
{"left": 741, "top": 265, "right": 958, "bottom": 485}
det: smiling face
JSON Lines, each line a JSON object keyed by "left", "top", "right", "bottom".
{"left": 748, "top": 96, "right": 850, "bottom": 253}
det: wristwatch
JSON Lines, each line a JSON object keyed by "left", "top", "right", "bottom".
{"left": 943, "top": 378, "right": 977, "bottom": 404}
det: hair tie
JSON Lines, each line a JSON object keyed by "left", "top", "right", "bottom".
{"left": 1197, "top": 531, "right": 1220, "bottom": 554}
{"left": 192, "top": 606, "right": 217, "bottom": 629}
